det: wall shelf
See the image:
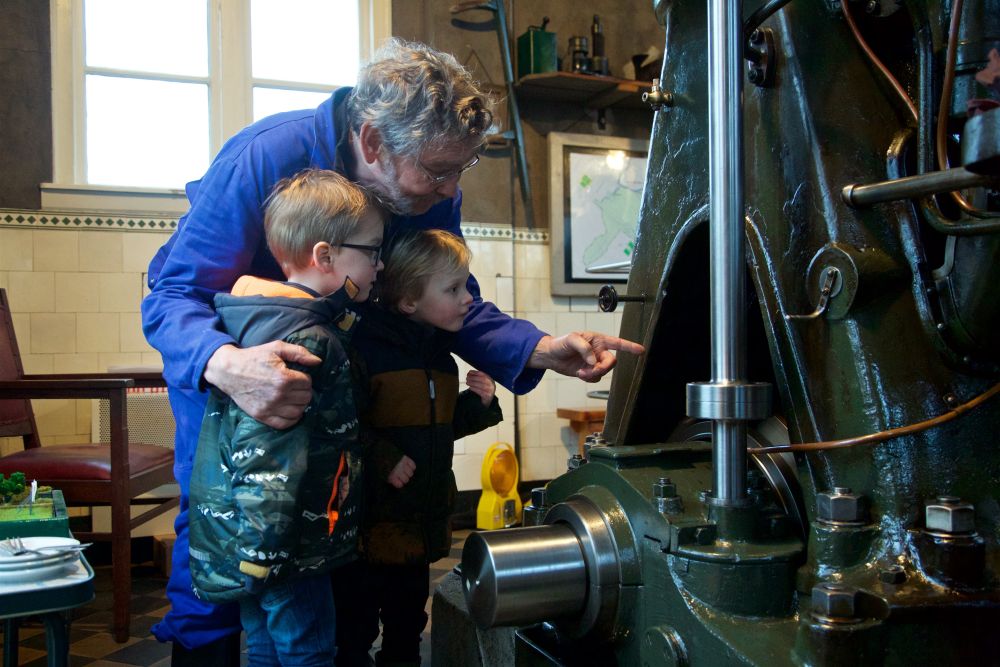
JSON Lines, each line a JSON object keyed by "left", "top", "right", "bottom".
{"left": 516, "top": 72, "right": 651, "bottom": 110}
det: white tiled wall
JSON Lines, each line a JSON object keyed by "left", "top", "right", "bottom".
{"left": 454, "top": 235, "right": 622, "bottom": 490}
{"left": 0, "top": 227, "right": 170, "bottom": 456}
{"left": 1, "top": 223, "right": 623, "bottom": 490}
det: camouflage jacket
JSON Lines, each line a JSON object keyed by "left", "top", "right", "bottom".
{"left": 189, "top": 277, "right": 364, "bottom": 603}
{"left": 354, "top": 304, "right": 502, "bottom": 565}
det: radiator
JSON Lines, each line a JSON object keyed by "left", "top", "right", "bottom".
{"left": 91, "top": 386, "right": 175, "bottom": 448}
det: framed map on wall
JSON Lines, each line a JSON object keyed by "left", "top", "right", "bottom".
{"left": 549, "top": 132, "right": 648, "bottom": 297}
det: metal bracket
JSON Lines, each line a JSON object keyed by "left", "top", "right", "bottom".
{"left": 745, "top": 28, "right": 776, "bottom": 88}
{"left": 785, "top": 266, "right": 841, "bottom": 321}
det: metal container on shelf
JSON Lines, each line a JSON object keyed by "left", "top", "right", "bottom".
{"left": 516, "top": 17, "right": 557, "bottom": 80}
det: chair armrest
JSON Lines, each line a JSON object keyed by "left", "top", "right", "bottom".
{"left": 23, "top": 372, "right": 165, "bottom": 389}
{"left": 0, "top": 378, "right": 134, "bottom": 400}
{"left": 0, "top": 379, "right": 134, "bottom": 468}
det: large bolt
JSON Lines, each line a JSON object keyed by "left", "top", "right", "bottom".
{"left": 925, "top": 496, "right": 975, "bottom": 534}
{"left": 878, "top": 564, "right": 906, "bottom": 585}
{"left": 749, "top": 29, "right": 764, "bottom": 45}
{"left": 652, "top": 477, "right": 683, "bottom": 515}
{"left": 811, "top": 583, "right": 857, "bottom": 620}
{"left": 816, "top": 487, "right": 866, "bottom": 524}
{"left": 652, "top": 477, "right": 677, "bottom": 498}
{"left": 567, "top": 454, "right": 584, "bottom": 471}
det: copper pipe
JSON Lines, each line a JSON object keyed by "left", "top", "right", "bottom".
{"left": 753, "top": 381, "right": 1000, "bottom": 454}
{"left": 840, "top": 0, "right": 918, "bottom": 124}
{"left": 935, "top": 0, "right": 979, "bottom": 214}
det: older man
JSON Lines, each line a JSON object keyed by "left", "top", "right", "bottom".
{"left": 142, "top": 38, "right": 643, "bottom": 664}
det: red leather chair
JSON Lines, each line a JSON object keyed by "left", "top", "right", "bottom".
{"left": 0, "top": 288, "right": 177, "bottom": 642}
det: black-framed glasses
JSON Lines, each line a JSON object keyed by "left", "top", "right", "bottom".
{"left": 416, "top": 153, "right": 481, "bottom": 184}
{"left": 335, "top": 242, "right": 382, "bottom": 266}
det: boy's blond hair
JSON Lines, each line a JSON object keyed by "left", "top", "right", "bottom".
{"left": 378, "top": 229, "right": 471, "bottom": 311}
{"left": 264, "top": 169, "right": 383, "bottom": 272}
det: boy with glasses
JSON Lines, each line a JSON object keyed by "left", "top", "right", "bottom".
{"left": 187, "top": 169, "right": 384, "bottom": 666}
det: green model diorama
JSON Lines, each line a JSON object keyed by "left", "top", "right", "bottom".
{"left": 0, "top": 473, "right": 55, "bottom": 522}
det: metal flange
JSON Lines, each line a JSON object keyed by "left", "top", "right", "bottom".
{"left": 686, "top": 381, "right": 772, "bottom": 420}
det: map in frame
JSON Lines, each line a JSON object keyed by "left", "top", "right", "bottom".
{"left": 549, "top": 132, "right": 648, "bottom": 296}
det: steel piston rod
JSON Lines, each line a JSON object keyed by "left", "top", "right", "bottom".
{"left": 707, "top": 0, "right": 748, "bottom": 503}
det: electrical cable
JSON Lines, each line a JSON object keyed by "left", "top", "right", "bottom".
{"left": 743, "top": 0, "right": 794, "bottom": 50}
{"left": 752, "top": 381, "right": 1000, "bottom": 454}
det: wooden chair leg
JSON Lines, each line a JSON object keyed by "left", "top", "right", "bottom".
{"left": 111, "top": 504, "right": 132, "bottom": 642}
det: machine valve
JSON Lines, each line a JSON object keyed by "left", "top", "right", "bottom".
{"left": 598, "top": 284, "right": 644, "bottom": 312}
{"left": 642, "top": 78, "right": 674, "bottom": 111}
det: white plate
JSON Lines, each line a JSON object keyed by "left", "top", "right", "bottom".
{"left": 0, "top": 549, "right": 78, "bottom": 571}
{"left": 0, "top": 559, "right": 77, "bottom": 582}
{"left": 0, "top": 536, "right": 81, "bottom": 565}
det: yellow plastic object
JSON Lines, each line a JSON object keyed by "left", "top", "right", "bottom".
{"left": 476, "top": 442, "right": 523, "bottom": 530}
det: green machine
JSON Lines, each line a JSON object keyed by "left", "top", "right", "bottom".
{"left": 458, "top": 0, "right": 1000, "bottom": 664}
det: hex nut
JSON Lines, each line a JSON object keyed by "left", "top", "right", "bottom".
{"left": 811, "top": 583, "right": 857, "bottom": 619}
{"left": 530, "top": 487, "right": 547, "bottom": 508}
{"left": 652, "top": 477, "right": 677, "bottom": 498}
{"left": 925, "top": 496, "right": 975, "bottom": 534}
{"left": 816, "top": 488, "right": 865, "bottom": 524}
{"left": 878, "top": 565, "right": 906, "bottom": 585}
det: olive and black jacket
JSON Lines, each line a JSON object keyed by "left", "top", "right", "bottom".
{"left": 189, "top": 276, "right": 364, "bottom": 603}
{"left": 354, "top": 304, "right": 503, "bottom": 565}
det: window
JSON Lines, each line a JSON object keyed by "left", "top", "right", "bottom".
{"left": 48, "top": 0, "right": 390, "bottom": 205}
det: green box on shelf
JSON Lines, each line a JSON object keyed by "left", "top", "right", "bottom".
{"left": 0, "top": 490, "right": 70, "bottom": 539}
{"left": 517, "top": 26, "right": 557, "bottom": 80}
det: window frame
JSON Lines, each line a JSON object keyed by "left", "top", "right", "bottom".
{"left": 46, "top": 0, "right": 391, "bottom": 213}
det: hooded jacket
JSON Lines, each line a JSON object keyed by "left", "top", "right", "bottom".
{"left": 188, "top": 277, "right": 364, "bottom": 603}
{"left": 354, "top": 305, "right": 502, "bottom": 565}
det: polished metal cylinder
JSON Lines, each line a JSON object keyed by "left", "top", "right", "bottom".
{"left": 461, "top": 524, "right": 587, "bottom": 628}
{"left": 841, "top": 167, "right": 997, "bottom": 207}
{"left": 707, "top": 0, "right": 749, "bottom": 504}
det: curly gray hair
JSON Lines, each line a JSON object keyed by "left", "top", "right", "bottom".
{"left": 346, "top": 38, "right": 497, "bottom": 159}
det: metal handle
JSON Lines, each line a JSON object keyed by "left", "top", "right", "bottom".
{"left": 785, "top": 267, "right": 840, "bottom": 321}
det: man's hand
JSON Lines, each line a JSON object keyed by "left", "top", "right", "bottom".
{"left": 528, "top": 332, "right": 645, "bottom": 382}
{"left": 466, "top": 370, "right": 496, "bottom": 407}
{"left": 388, "top": 455, "right": 416, "bottom": 489}
{"left": 204, "top": 342, "right": 321, "bottom": 429}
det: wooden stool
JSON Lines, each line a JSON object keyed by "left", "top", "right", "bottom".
{"left": 557, "top": 407, "right": 607, "bottom": 456}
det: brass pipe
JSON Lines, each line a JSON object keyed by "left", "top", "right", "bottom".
{"left": 753, "top": 382, "right": 1000, "bottom": 454}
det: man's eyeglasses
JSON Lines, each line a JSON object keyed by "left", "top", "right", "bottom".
{"left": 335, "top": 243, "right": 382, "bottom": 266}
{"left": 415, "top": 154, "right": 480, "bottom": 184}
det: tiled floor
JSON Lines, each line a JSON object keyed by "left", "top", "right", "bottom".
{"left": 1, "top": 531, "right": 469, "bottom": 667}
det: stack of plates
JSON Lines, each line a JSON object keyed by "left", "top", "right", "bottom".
{"left": 0, "top": 536, "right": 81, "bottom": 583}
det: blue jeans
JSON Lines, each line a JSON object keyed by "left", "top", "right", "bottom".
{"left": 239, "top": 574, "right": 337, "bottom": 667}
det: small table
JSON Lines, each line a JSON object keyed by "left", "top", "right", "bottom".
{"left": 557, "top": 407, "right": 607, "bottom": 456}
{"left": 0, "top": 556, "right": 95, "bottom": 667}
